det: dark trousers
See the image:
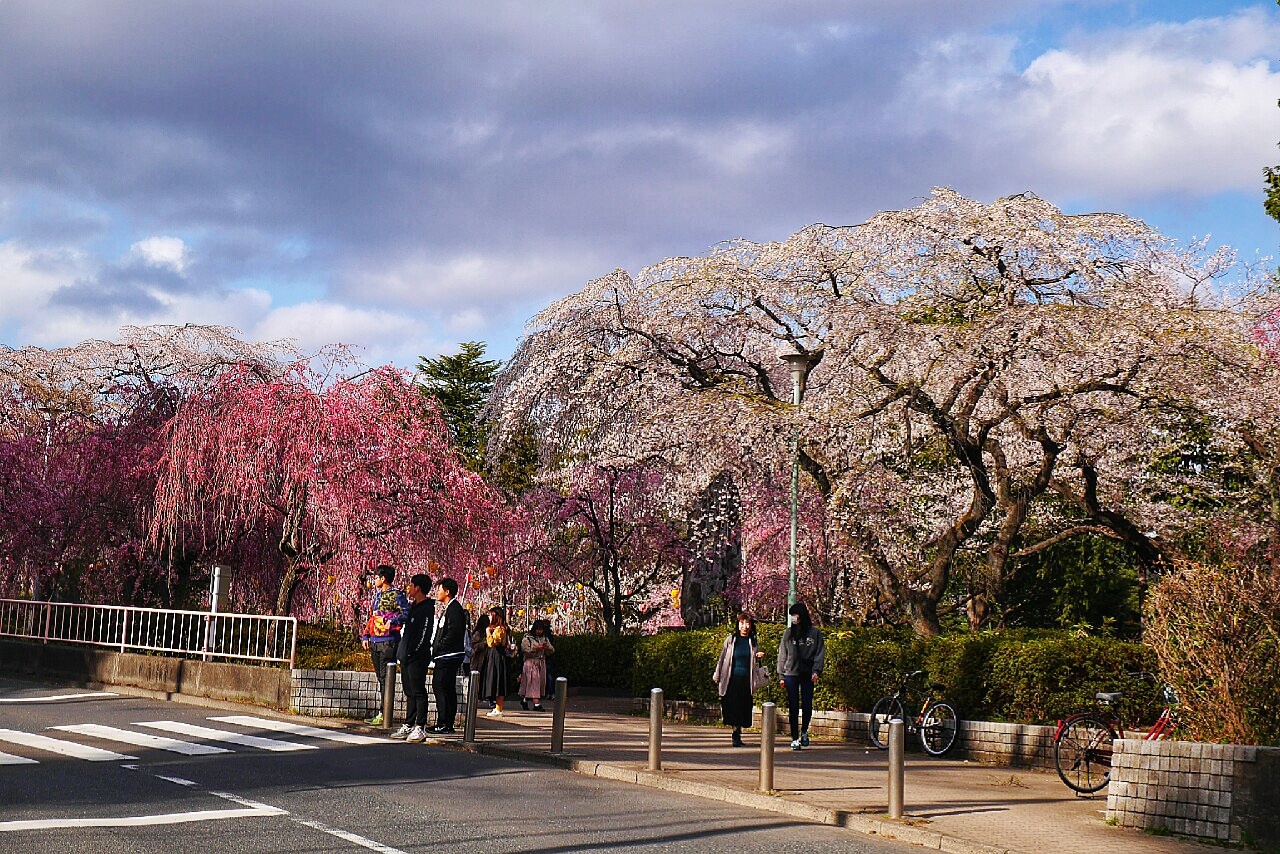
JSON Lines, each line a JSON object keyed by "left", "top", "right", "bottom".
{"left": 432, "top": 659, "right": 461, "bottom": 728}
{"left": 783, "top": 674, "right": 815, "bottom": 739}
{"left": 401, "top": 658, "right": 429, "bottom": 727}
{"left": 369, "top": 640, "right": 397, "bottom": 695}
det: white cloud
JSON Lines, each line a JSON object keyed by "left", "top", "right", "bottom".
{"left": 896, "top": 8, "right": 1280, "bottom": 199}
{"left": 129, "top": 236, "right": 188, "bottom": 272}
{"left": 346, "top": 249, "right": 609, "bottom": 310}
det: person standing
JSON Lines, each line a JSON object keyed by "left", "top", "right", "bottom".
{"left": 713, "top": 612, "right": 767, "bottom": 746}
{"left": 360, "top": 565, "right": 408, "bottom": 726}
{"left": 429, "top": 577, "right": 467, "bottom": 734}
{"left": 468, "top": 613, "right": 490, "bottom": 706}
{"left": 480, "top": 606, "right": 511, "bottom": 717}
{"left": 518, "top": 619, "right": 555, "bottom": 712}
{"left": 776, "top": 602, "right": 824, "bottom": 750}
{"left": 390, "top": 573, "right": 434, "bottom": 743}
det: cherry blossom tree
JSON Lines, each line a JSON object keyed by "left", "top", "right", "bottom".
{"left": 0, "top": 325, "right": 294, "bottom": 604}
{"left": 489, "top": 189, "right": 1250, "bottom": 636}
{"left": 519, "top": 463, "right": 689, "bottom": 635}
{"left": 151, "top": 361, "right": 505, "bottom": 618}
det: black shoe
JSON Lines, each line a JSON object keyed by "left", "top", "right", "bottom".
{"left": 732, "top": 730, "right": 744, "bottom": 747}
{"left": 520, "top": 698, "right": 529, "bottom": 711}
{"left": 428, "top": 725, "right": 455, "bottom": 734}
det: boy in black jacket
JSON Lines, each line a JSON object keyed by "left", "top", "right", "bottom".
{"left": 390, "top": 573, "right": 434, "bottom": 742}
{"left": 428, "top": 577, "right": 467, "bottom": 734}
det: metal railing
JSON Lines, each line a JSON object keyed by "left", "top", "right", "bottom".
{"left": 0, "top": 599, "right": 296, "bottom": 666}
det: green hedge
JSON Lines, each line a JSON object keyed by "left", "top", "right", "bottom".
{"left": 557, "top": 626, "right": 1161, "bottom": 725}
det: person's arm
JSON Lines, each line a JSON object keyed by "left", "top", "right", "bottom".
{"left": 389, "top": 591, "right": 409, "bottom": 627}
{"left": 776, "top": 631, "right": 789, "bottom": 685}
{"left": 811, "top": 629, "right": 825, "bottom": 681}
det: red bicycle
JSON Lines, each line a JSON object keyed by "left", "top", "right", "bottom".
{"left": 1052, "top": 673, "right": 1177, "bottom": 794}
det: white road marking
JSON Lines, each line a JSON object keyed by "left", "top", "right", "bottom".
{"left": 134, "top": 721, "right": 315, "bottom": 752}
{"left": 0, "top": 750, "right": 38, "bottom": 766}
{"left": 0, "top": 805, "right": 284, "bottom": 831}
{"left": 154, "top": 774, "right": 199, "bottom": 787}
{"left": 0, "top": 729, "right": 135, "bottom": 761}
{"left": 292, "top": 817, "right": 408, "bottom": 854}
{"left": 0, "top": 692, "right": 117, "bottom": 703}
{"left": 51, "top": 724, "right": 231, "bottom": 756}
{"left": 209, "top": 715, "right": 389, "bottom": 745}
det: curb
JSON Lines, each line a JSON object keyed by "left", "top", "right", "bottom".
{"left": 419, "top": 730, "right": 1027, "bottom": 854}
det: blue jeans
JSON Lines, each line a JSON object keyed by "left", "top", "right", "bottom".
{"left": 783, "top": 674, "right": 814, "bottom": 740}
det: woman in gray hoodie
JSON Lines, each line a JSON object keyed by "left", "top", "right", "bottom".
{"left": 776, "top": 602, "right": 824, "bottom": 750}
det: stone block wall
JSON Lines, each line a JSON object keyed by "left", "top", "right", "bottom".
{"left": 656, "top": 699, "right": 1058, "bottom": 768}
{"left": 290, "top": 667, "right": 471, "bottom": 726}
{"left": 1106, "top": 739, "right": 1280, "bottom": 847}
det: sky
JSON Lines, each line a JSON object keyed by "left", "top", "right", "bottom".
{"left": 1, "top": 1, "right": 1278, "bottom": 367}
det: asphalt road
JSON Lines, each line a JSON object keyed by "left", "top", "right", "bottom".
{"left": 0, "top": 677, "right": 909, "bottom": 853}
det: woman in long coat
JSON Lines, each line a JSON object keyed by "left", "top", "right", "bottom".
{"left": 713, "top": 612, "right": 767, "bottom": 746}
{"left": 519, "top": 619, "right": 555, "bottom": 711}
{"left": 480, "top": 607, "right": 511, "bottom": 717}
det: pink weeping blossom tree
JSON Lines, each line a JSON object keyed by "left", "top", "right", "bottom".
{"left": 0, "top": 325, "right": 296, "bottom": 604}
{"left": 518, "top": 462, "right": 689, "bottom": 635}
{"left": 151, "top": 361, "right": 506, "bottom": 619}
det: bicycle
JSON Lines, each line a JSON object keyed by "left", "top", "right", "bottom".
{"left": 867, "top": 669, "right": 959, "bottom": 756}
{"left": 1052, "top": 673, "right": 1177, "bottom": 795}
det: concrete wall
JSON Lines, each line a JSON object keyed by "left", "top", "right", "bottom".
{"left": 0, "top": 638, "right": 290, "bottom": 709}
{"left": 1106, "top": 739, "right": 1280, "bottom": 847}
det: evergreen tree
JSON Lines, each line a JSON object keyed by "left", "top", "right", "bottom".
{"left": 416, "top": 342, "right": 501, "bottom": 471}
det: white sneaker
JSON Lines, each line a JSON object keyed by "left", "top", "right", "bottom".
{"left": 485, "top": 707, "right": 502, "bottom": 717}
{"left": 389, "top": 724, "right": 413, "bottom": 739}
{"left": 406, "top": 726, "right": 427, "bottom": 743}
{"left": 790, "top": 738, "right": 802, "bottom": 750}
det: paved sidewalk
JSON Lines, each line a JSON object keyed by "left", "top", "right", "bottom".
{"left": 404, "top": 696, "right": 1222, "bottom": 854}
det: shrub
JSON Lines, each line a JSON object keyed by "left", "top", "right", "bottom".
{"left": 1145, "top": 561, "right": 1280, "bottom": 745}
{"left": 550, "top": 633, "right": 640, "bottom": 691}
{"left": 295, "top": 621, "right": 367, "bottom": 670}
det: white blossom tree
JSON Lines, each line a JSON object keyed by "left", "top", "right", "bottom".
{"left": 490, "top": 189, "right": 1251, "bottom": 636}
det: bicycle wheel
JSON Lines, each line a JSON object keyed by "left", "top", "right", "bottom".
{"left": 868, "top": 697, "right": 904, "bottom": 749}
{"left": 919, "top": 701, "right": 958, "bottom": 756}
{"left": 1054, "top": 715, "right": 1117, "bottom": 794}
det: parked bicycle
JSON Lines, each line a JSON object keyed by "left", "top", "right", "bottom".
{"left": 867, "top": 669, "right": 959, "bottom": 756}
{"left": 1053, "top": 672, "right": 1178, "bottom": 794}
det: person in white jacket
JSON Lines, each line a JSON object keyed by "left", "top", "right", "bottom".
{"left": 712, "top": 613, "right": 768, "bottom": 747}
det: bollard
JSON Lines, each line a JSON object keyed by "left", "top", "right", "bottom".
{"left": 463, "top": 669, "right": 480, "bottom": 745}
{"left": 647, "top": 687, "right": 664, "bottom": 771}
{"left": 759, "top": 702, "right": 777, "bottom": 792}
{"left": 382, "top": 661, "right": 398, "bottom": 732}
{"left": 888, "top": 717, "right": 905, "bottom": 819}
{"left": 550, "top": 676, "right": 568, "bottom": 754}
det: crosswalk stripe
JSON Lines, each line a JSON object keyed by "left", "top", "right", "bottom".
{"left": 51, "top": 724, "right": 231, "bottom": 756}
{"left": 208, "top": 716, "right": 389, "bottom": 745}
{"left": 0, "top": 728, "right": 136, "bottom": 761}
{"left": 134, "top": 721, "right": 315, "bottom": 752}
{"left": 0, "top": 750, "right": 38, "bottom": 766}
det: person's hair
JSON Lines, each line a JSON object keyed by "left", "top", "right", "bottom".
{"left": 474, "top": 613, "right": 490, "bottom": 633}
{"left": 488, "top": 606, "right": 507, "bottom": 627}
{"left": 409, "top": 573, "right": 433, "bottom": 595}
{"left": 375, "top": 564, "right": 395, "bottom": 584}
{"left": 787, "top": 602, "right": 812, "bottom": 637}
{"left": 532, "top": 619, "right": 550, "bottom": 635}
{"left": 438, "top": 577, "right": 458, "bottom": 598}
{"left": 734, "top": 612, "right": 757, "bottom": 639}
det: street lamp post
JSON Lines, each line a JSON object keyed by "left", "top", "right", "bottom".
{"left": 779, "top": 352, "right": 812, "bottom": 609}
